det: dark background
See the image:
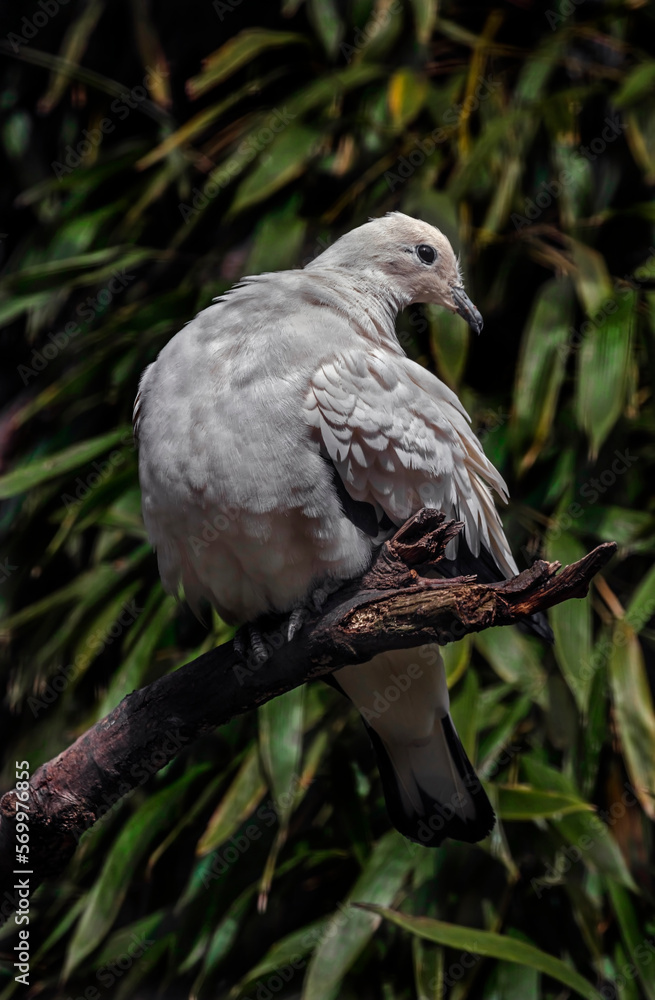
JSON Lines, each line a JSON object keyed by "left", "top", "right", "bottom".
{"left": 0, "top": 1, "right": 654, "bottom": 997}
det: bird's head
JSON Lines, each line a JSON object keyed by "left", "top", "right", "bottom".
{"left": 308, "top": 211, "right": 483, "bottom": 334}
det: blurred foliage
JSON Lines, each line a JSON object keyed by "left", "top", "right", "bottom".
{"left": 1, "top": 0, "right": 655, "bottom": 997}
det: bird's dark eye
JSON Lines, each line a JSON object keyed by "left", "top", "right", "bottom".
{"left": 416, "top": 244, "right": 437, "bottom": 264}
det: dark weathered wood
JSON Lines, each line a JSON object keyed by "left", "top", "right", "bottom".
{"left": 0, "top": 512, "right": 617, "bottom": 912}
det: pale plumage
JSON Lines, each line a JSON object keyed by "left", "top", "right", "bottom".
{"left": 136, "top": 212, "right": 545, "bottom": 846}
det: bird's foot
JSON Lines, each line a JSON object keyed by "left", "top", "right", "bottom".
{"left": 234, "top": 606, "right": 308, "bottom": 667}
{"left": 286, "top": 606, "right": 306, "bottom": 642}
{"left": 234, "top": 623, "right": 270, "bottom": 667}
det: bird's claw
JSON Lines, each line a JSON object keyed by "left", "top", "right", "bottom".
{"left": 234, "top": 623, "right": 270, "bottom": 667}
{"left": 234, "top": 607, "right": 307, "bottom": 666}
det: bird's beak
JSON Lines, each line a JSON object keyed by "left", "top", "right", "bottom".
{"left": 451, "top": 285, "right": 483, "bottom": 335}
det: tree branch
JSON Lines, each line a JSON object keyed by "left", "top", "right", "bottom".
{"left": 0, "top": 511, "right": 616, "bottom": 914}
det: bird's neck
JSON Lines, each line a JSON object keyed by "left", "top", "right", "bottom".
{"left": 311, "top": 267, "right": 410, "bottom": 353}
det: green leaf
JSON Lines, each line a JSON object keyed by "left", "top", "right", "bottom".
{"left": 496, "top": 785, "right": 592, "bottom": 821}
{"left": 495, "top": 956, "right": 540, "bottom": 1000}
{"left": 387, "top": 69, "right": 428, "bottom": 129}
{"left": 287, "top": 65, "right": 383, "bottom": 118}
{"left": 258, "top": 686, "right": 305, "bottom": 821}
{"left": 613, "top": 62, "right": 655, "bottom": 108}
{"left": 303, "top": 831, "right": 418, "bottom": 1000}
{"left": 575, "top": 291, "right": 636, "bottom": 458}
{"left": 442, "top": 632, "right": 471, "bottom": 688}
{"left": 570, "top": 241, "right": 613, "bottom": 317}
{"left": 607, "top": 881, "right": 655, "bottom": 1000}
{"left": 450, "top": 666, "right": 479, "bottom": 760}
{"left": 545, "top": 534, "right": 593, "bottom": 712}
{"left": 522, "top": 757, "right": 636, "bottom": 890}
{"left": 0, "top": 428, "right": 130, "bottom": 499}
{"left": 95, "top": 591, "right": 175, "bottom": 718}
{"left": 228, "top": 125, "right": 320, "bottom": 216}
{"left": 114, "top": 935, "right": 172, "bottom": 1000}
{"left": 235, "top": 917, "right": 328, "bottom": 996}
{"left": 478, "top": 695, "right": 531, "bottom": 780}
{"left": 192, "top": 884, "right": 257, "bottom": 992}
{"left": 408, "top": 0, "right": 438, "bottom": 45}
{"left": 187, "top": 29, "right": 307, "bottom": 98}
{"left": 474, "top": 628, "right": 548, "bottom": 707}
{"left": 63, "top": 767, "right": 206, "bottom": 978}
{"left": 413, "top": 939, "right": 443, "bottom": 1000}
{"left": 513, "top": 278, "right": 574, "bottom": 465}
{"left": 307, "top": 0, "right": 343, "bottom": 58}
{"left": 358, "top": 906, "right": 602, "bottom": 1000}
{"left": 88, "top": 910, "right": 164, "bottom": 972}
{"left": 245, "top": 197, "right": 307, "bottom": 274}
{"left": 0, "top": 247, "right": 159, "bottom": 295}
{"left": 428, "top": 307, "right": 469, "bottom": 389}
{"left": 608, "top": 620, "right": 655, "bottom": 820}
{"left": 624, "top": 561, "right": 655, "bottom": 633}
{"left": 197, "top": 745, "right": 267, "bottom": 855}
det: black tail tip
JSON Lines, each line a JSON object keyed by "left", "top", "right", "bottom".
{"left": 366, "top": 717, "right": 497, "bottom": 848}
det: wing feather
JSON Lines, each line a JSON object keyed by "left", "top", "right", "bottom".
{"left": 305, "top": 348, "right": 517, "bottom": 577}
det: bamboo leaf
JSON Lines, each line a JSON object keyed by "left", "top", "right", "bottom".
{"left": 357, "top": 906, "right": 602, "bottom": 1000}
{"left": 575, "top": 291, "right": 636, "bottom": 458}
{"left": 197, "top": 745, "right": 267, "bottom": 855}
{"left": 387, "top": 69, "right": 428, "bottom": 129}
{"left": 522, "top": 757, "right": 636, "bottom": 890}
{"left": 303, "top": 831, "right": 418, "bottom": 1000}
{"left": 613, "top": 62, "right": 655, "bottom": 108}
{"left": 408, "top": 0, "right": 438, "bottom": 45}
{"left": 0, "top": 429, "right": 130, "bottom": 499}
{"left": 307, "top": 0, "right": 344, "bottom": 58}
{"left": 474, "top": 628, "right": 548, "bottom": 707}
{"left": 545, "top": 534, "right": 593, "bottom": 712}
{"left": 496, "top": 785, "right": 592, "bottom": 821}
{"left": 187, "top": 29, "right": 307, "bottom": 99}
{"left": 228, "top": 125, "right": 320, "bottom": 216}
{"left": 63, "top": 767, "right": 206, "bottom": 978}
{"left": 513, "top": 278, "right": 574, "bottom": 463}
{"left": 608, "top": 620, "right": 655, "bottom": 820}
{"left": 606, "top": 881, "right": 655, "bottom": 1000}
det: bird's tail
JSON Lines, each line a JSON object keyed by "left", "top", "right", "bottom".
{"left": 333, "top": 646, "right": 495, "bottom": 847}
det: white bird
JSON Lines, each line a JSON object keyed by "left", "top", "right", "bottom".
{"left": 135, "top": 212, "right": 548, "bottom": 847}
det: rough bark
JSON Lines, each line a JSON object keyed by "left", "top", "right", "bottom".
{"left": 0, "top": 511, "right": 616, "bottom": 914}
